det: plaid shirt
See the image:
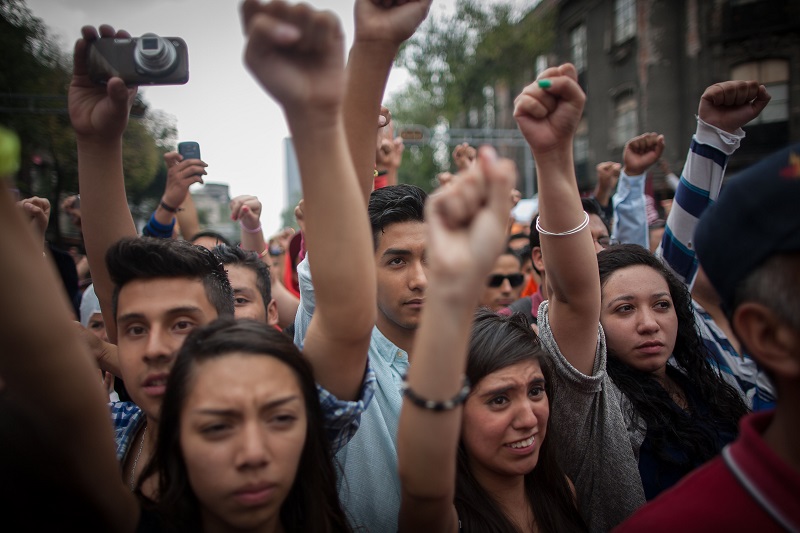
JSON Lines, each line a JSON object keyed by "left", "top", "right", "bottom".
{"left": 319, "top": 362, "right": 376, "bottom": 455}
{"left": 110, "top": 401, "right": 145, "bottom": 462}
{"left": 109, "top": 364, "right": 375, "bottom": 462}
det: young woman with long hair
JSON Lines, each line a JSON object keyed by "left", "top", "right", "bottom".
{"left": 513, "top": 65, "right": 756, "bottom": 531}
{"left": 397, "top": 148, "right": 585, "bottom": 533}
{"left": 137, "top": 319, "right": 350, "bottom": 532}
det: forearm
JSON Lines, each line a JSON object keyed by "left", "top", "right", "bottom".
{"left": 657, "top": 119, "right": 743, "bottom": 286}
{"left": 612, "top": 171, "right": 648, "bottom": 247}
{"left": 176, "top": 193, "right": 200, "bottom": 240}
{"left": 77, "top": 139, "right": 137, "bottom": 343}
{"left": 96, "top": 341, "right": 122, "bottom": 378}
{"left": 286, "top": 112, "right": 376, "bottom": 399}
{"left": 0, "top": 185, "right": 137, "bottom": 528}
{"left": 344, "top": 41, "right": 398, "bottom": 203}
{"left": 239, "top": 226, "right": 267, "bottom": 254}
{"left": 385, "top": 167, "right": 399, "bottom": 187}
{"left": 535, "top": 150, "right": 600, "bottom": 375}
{"left": 593, "top": 184, "right": 613, "bottom": 208}
{"left": 536, "top": 153, "right": 599, "bottom": 304}
{"left": 399, "top": 284, "right": 475, "bottom": 505}
{"left": 288, "top": 114, "right": 376, "bottom": 338}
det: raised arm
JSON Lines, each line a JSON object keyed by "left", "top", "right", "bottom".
{"left": 141, "top": 151, "right": 206, "bottom": 239}
{"left": 241, "top": 0, "right": 375, "bottom": 401}
{"left": 0, "top": 182, "right": 138, "bottom": 531}
{"left": 612, "top": 132, "right": 664, "bottom": 248}
{"left": 593, "top": 161, "right": 621, "bottom": 219}
{"left": 657, "top": 81, "right": 770, "bottom": 288}
{"left": 345, "top": 0, "right": 431, "bottom": 202}
{"left": 69, "top": 25, "right": 139, "bottom": 343}
{"left": 231, "top": 194, "right": 299, "bottom": 329}
{"left": 398, "top": 147, "right": 515, "bottom": 533}
{"left": 513, "top": 63, "right": 599, "bottom": 375}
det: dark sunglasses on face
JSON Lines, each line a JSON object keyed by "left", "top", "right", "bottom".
{"left": 487, "top": 273, "right": 525, "bottom": 288}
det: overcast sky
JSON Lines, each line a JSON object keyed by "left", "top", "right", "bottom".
{"left": 26, "top": 0, "right": 529, "bottom": 231}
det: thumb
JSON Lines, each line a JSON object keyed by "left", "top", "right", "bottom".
{"left": 752, "top": 84, "right": 771, "bottom": 116}
{"left": 654, "top": 135, "right": 666, "bottom": 158}
{"left": 107, "top": 77, "right": 131, "bottom": 104}
{"left": 478, "top": 147, "right": 514, "bottom": 223}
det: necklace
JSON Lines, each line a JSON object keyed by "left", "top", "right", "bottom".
{"left": 130, "top": 424, "right": 147, "bottom": 491}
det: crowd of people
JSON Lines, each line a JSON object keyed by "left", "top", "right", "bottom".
{"left": 1, "top": 1, "right": 798, "bottom": 532}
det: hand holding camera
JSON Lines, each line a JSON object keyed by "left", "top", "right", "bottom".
{"left": 69, "top": 25, "right": 139, "bottom": 144}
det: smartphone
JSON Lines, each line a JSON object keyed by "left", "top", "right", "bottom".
{"left": 178, "top": 142, "right": 203, "bottom": 179}
{"left": 178, "top": 141, "right": 201, "bottom": 160}
{"left": 88, "top": 33, "right": 189, "bottom": 86}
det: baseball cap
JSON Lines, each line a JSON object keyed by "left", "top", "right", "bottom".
{"left": 695, "top": 143, "right": 800, "bottom": 313}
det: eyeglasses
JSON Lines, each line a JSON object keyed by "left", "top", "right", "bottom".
{"left": 487, "top": 273, "right": 525, "bottom": 288}
{"left": 595, "top": 236, "right": 616, "bottom": 248}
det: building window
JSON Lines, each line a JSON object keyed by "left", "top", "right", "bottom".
{"left": 571, "top": 24, "right": 587, "bottom": 72}
{"left": 614, "top": 94, "right": 638, "bottom": 147}
{"left": 614, "top": 0, "right": 636, "bottom": 44}
{"left": 731, "top": 59, "right": 789, "bottom": 124}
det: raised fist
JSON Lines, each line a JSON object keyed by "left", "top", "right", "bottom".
{"left": 623, "top": 133, "right": 665, "bottom": 176}
{"left": 698, "top": 80, "right": 770, "bottom": 134}
{"left": 514, "top": 63, "right": 585, "bottom": 157}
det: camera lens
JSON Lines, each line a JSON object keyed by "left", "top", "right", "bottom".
{"left": 142, "top": 38, "right": 159, "bottom": 51}
{"left": 134, "top": 33, "right": 177, "bottom": 76}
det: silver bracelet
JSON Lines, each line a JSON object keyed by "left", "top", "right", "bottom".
{"left": 536, "top": 211, "right": 590, "bottom": 236}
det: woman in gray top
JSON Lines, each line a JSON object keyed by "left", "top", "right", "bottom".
{"left": 514, "top": 65, "right": 748, "bottom": 531}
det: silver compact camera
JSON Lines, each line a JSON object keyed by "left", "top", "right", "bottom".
{"left": 88, "top": 33, "right": 189, "bottom": 86}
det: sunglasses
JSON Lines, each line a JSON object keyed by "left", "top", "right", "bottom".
{"left": 487, "top": 273, "right": 525, "bottom": 288}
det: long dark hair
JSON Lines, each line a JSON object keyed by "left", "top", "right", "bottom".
{"left": 139, "top": 319, "right": 351, "bottom": 532}
{"left": 455, "top": 310, "right": 587, "bottom": 533}
{"left": 597, "top": 245, "right": 748, "bottom": 465}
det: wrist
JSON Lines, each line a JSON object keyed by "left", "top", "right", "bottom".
{"left": 695, "top": 116, "right": 743, "bottom": 155}
{"left": 533, "top": 147, "right": 574, "bottom": 171}
{"left": 426, "top": 273, "right": 484, "bottom": 306}
{"left": 239, "top": 219, "right": 262, "bottom": 234}
{"left": 76, "top": 138, "right": 122, "bottom": 157}
{"left": 350, "top": 38, "right": 399, "bottom": 58}
{"left": 285, "top": 105, "right": 343, "bottom": 134}
{"left": 159, "top": 197, "right": 184, "bottom": 213}
{"left": 622, "top": 166, "right": 646, "bottom": 176}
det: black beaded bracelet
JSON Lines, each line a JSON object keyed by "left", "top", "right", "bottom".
{"left": 401, "top": 375, "right": 471, "bottom": 412}
{"left": 159, "top": 200, "right": 183, "bottom": 213}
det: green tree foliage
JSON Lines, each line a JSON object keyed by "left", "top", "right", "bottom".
{"left": 1, "top": 0, "right": 175, "bottom": 243}
{"left": 390, "top": 0, "right": 554, "bottom": 191}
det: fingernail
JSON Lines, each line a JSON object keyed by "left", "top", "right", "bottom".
{"left": 538, "top": 79, "right": 552, "bottom": 89}
{"left": 379, "top": 115, "right": 387, "bottom": 125}
{"left": 243, "top": 206, "right": 249, "bottom": 211}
